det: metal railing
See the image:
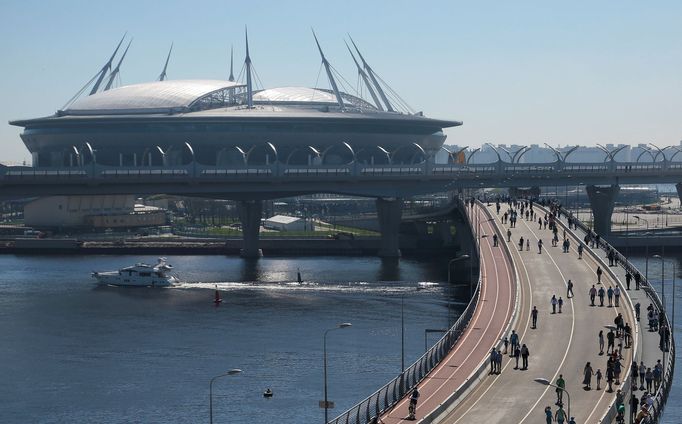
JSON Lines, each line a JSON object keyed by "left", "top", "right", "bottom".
{"left": 562, "top": 206, "right": 675, "bottom": 422}
{"left": 328, "top": 196, "right": 482, "bottom": 424}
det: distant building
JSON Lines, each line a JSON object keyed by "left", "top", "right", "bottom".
{"left": 264, "top": 215, "right": 305, "bottom": 232}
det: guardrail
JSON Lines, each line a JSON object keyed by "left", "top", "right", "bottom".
{"left": 562, "top": 206, "right": 675, "bottom": 422}
{"left": 328, "top": 196, "right": 482, "bottom": 424}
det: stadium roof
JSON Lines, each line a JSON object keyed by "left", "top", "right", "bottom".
{"left": 63, "top": 80, "right": 244, "bottom": 115}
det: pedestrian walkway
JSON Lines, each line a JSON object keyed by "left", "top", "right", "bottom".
{"left": 432, "top": 201, "right": 637, "bottom": 424}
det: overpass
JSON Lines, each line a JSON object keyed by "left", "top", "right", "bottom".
{"left": 329, "top": 198, "right": 673, "bottom": 424}
{"left": 2, "top": 156, "right": 682, "bottom": 256}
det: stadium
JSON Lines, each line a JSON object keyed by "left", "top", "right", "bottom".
{"left": 10, "top": 34, "right": 461, "bottom": 169}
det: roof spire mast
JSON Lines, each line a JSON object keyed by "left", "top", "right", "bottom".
{"left": 158, "top": 43, "right": 173, "bottom": 81}
{"left": 245, "top": 27, "right": 253, "bottom": 109}
{"left": 345, "top": 41, "right": 383, "bottom": 111}
{"left": 348, "top": 36, "right": 394, "bottom": 112}
{"left": 228, "top": 45, "right": 235, "bottom": 82}
{"left": 104, "top": 39, "right": 132, "bottom": 91}
{"left": 311, "top": 29, "right": 344, "bottom": 110}
{"left": 90, "top": 33, "right": 127, "bottom": 95}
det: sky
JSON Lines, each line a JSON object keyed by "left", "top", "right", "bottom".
{"left": 0, "top": 0, "right": 681, "bottom": 162}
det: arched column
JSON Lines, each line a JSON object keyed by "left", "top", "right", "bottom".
{"left": 376, "top": 197, "right": 403, "bottom": 258}
{"left": 586, "top": 184, "right": 620, "bottom": 236}
{"left": 237, "top": 200, "right": 263, "bottom": 258}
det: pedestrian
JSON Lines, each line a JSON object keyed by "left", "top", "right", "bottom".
{"left": 607, "top": 286, "right": 614, "bottom": 307}
{"left": 519, "top": 237, "right": 524, "bottom": 251}
{"left": 503, "top": 336, "right": 509, "bottom": 354}
{"left": 590, "top": 285, "right": 597, "bottom": 306}
{"left": 598, "top": 286, "right": 605, "bottom": 307}
{"left": 614, "top": 286, "right": 621, "bottom": 307}
{"left": 607, "top": 329, "right": 615, "bottom": 354}
{"left": 558, "top": 297, "right": 564, "bottom": 313}
{"left": 614, "top": 359, "right": 622, "bottom": 385}
{"left": 526, "top": 239, "right": 530, "bottom": 251}
{"left": 538, "top": 239, "right": 543, "bottom": 253}
{"left": 554, "top": 405, "right": 567, "bottom": 424}
{"left": 624, "top": 323, "right": 632, "bottom": 348}
{"left": 653, "top": 363, "right": 662, "bottom": 392}
{"left": 598, "top": 330, "right": 605, "bottom": 355}
{"left": 596, "top": 368, "right": 603, "bottom": 390}
{"left": 551, "top": 295, "right": 558, "bottom": 314}
{"left": 555, "top": 374, "right": 565, "bottom": 405}
{"left": 408, "top": 387, "right": 420, "bottom": 420}
{"left": 635, "top": 302, "right": 641, "bottom": 321}
{"left": 606, "top": 363, "right": 614, "bottom": 393}
{"left": 597, "top": 266, "right": 603, "bottom": 284}
{"left": 507, "top": 229, "right": 512, "bottom": 242}
{"left": 493, "top": 233, "right": 498, "bottom": 247}
{"left": 489, "top": 348, "right": 496, "bottom": 374}
{"left": 638, "top": 362, "right": 646, "bottom": 390}
{"left": 645, "top": 367, "right": 653, "bottom": 392}
{"left": 531, "top": 306, "right": 538, "bottom": 329}
{"left": 539, "top": 217, "right": 543, "bottom": 230}
{"left": 514, "top": 345, "right": 521, "bottom": 369}
{"left": 566, "top": 280, "right": 573, "bottom": 298}
{"left": 510, "top": 330, "right": 519, "bottom": 357}
{"left": 577, "top": 243, "right": 583, "bottom": 259}
{"left": 625, "top": 272, "right": 632, "bottom": 290}
{"left": 630, "top": 394, "right": 639, "bottom": 422}
{"left": 545, "top": 406, "right": 553, "bottom": 424}
{"left": 631, "top": 361, "right": 638, "bottom": 390}
{"left": 583, "top": 361, "right": 594, "bottom": 389}
{"left": 635, "top": 272, "right": 641, "bottom": 290}
{"left": 521, "top": 344, "right": 529, "bottom": 370}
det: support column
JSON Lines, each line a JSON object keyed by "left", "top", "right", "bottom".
{"left": 376, "top": 197, "right": 403, "bottom": 258}
{"left": 586, "top": 184, "right": 620, "bottom": 236}
{"left": 676, "top": 183, "right": 682, "bottom": 208}
{"left": 237, "top": 200, "right": 263, "bottom": 258}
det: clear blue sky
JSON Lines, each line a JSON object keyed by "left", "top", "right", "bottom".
{"left": 1, "top": 0, "right": 681, "bottom": 162}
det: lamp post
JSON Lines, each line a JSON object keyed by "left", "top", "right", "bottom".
{"left": 633, "top": 216, "right": 650, "bottom": 281}
{"left": 323, "top": 323, "right": 352, "bottom": 424}
{"left": 534, "top": 377, "right": 570, "bottom": 422}
{"left": 209, "top": 368, "right": 242, "bottom": 424}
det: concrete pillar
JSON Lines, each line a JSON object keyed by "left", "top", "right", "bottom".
{"left": 676, "top": 183, "right": 682, "bottom": 207}
{"left": 237, "top": 200, "right": 263, "bottom": 258}
{"left": 376, "top": 197, "right": 403, "bottom": 258}
{"left": 586, "top": 185, "right": 620, "bottom": 236}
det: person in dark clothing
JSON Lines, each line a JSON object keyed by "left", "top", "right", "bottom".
{"left": 531, "top": 306, "right": 538, "bottom": 329}
{"left": 521, "top": 344, "right": 530, "bottom": 370}
{"left": 634, "top": 273, "right": 641, "bottom": 290}
{"left": 596, "top": 266, "right": 603, "bottom": 284}
{"left": 625, "top": 272, "right": 632, "bottom": 290}
{"left": 514, "top": 345, "right": 521, "bottom": 369}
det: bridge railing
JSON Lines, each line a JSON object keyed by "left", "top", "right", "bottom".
{"left": 328, "top": 196, "right": 481, "bottom": 424}
{"left": 562, "top": 206, "right": 675, "bottom": 422}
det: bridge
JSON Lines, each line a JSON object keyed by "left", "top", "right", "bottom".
{"left": 3, "top": 153, "right": 682, "bottom": 257}
{"left": 329, "top": 198, "right": 673, "bottom": 424}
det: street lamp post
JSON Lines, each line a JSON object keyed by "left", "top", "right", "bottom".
{"left": 323, "top": 323, "right": 352, "bottom": 424}
{"left": 209, "top": 368, "right": 242, "bottom": 424}
{"left": 534, "top": 377, "right": 570, "bottom": 422}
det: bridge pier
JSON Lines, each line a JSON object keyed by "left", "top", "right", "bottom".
{"left": 376, "top": 197, "right": 403, "bottom": 258}
{"left": 237, "top": 200, "right": 263, "bottom": 258}
{"left": 586, "top": 184, "right": 620, "bottom": 236}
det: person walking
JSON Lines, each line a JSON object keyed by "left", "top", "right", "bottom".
{"left": 526, "top": 239, "right": 530, "bottom": 251}
{"left": 635, "top": 302, "right": 641, "bottom": 321}
{"left": 521, "top": 344, "right": 530, "bottom": 370}
{"left": 630, "top": 393, "right": 639, "bottom": 423}
{"left": 606, "top": 362, "right": 615, "bottom": 393}
{"left": 510, "top": 330, "right": 519, "bottom": 357}
{"left": 625, "top": 272, "right": 632, "bottom": 290}
{"left": 507, "top": 229, "right": 512, "bottom": 242}
{"left": 503, "top": 336, "right": 509, "bottom": 354}
{"left": 597, "top": 266, "right": 603, "bottom": 284}
{"left": 539, "top": 217, "right": 543, "bottom": 230}
{"left": 551, "top": 295, "right": 558, "bottom": 314}
{"left": 408, "top": 387, "right": 420, "bottom": 420}
{"left": 635, "top": 272, "right": 641, "bottom": 290}
{"left": 554, "top": 405, "right": 567, "bottom": 424}
{"left": 566, "top": 280, "right": 574, "bottom": 298}
{"left": 514, "top": 345, "right": 521, "bottom": 369}
{"left": 631, "top": 361, "right": 639, "bottom": 390}
{"left": 645, "top": 367, "right": 653, "bottom": 392}
{"left": 590, "top": 285, "right": 597, "bottom": 306}
{"left": 493, "top": 233, "right": 498, "bottom": 247}
{"left": 614, "top": 359, "right": 622, "bottom": 385}
{"left": 607, "top": 329, "right": 615, "bottom": 354}
{"left": 596, "top": 368, "right": 603, "bottom": 390}
{"left": 598, "top": 286, "right": 606, "bottom": 307}
{"left": 607, "top": 286, "right": 614, "bottom": 307}
{"left": 583, "top": 362, "right": 594, "bottom": 389}
{"left": 638, "top": 362, "right": 646, "bottom": 391}
{"left": 531, "top": 306, "right": 539, "bottom": 329}
{"left": 556, "top": 374, "right": 566, "bottom": 405}
{"left": 519, "top": 237, "right": 524, "bottom": 251}
{"left": 599, "top": 330, "right": 605, "bottom": 355}
{"left": 545, "top": 406, "right": 553, "bottom": 424}
{"left": 614, "top": 286, "right": 621, "bottom": 307}
{"left": 653, "top": 362, "right": 662, "bottom": 392}
{"left": 489, "top": 348, "right": 496, "bottom": 374}
{"left": 558, "top": 297, "right": 564, "bottom": 313}
{"left": 577, "top": 243, "right": 583, "bottom": 259}
{"left": 538, "top": 239, "right": 543, "bottom": 254}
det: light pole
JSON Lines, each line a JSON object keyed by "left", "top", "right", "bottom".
{"left": 534, "top": 377, "right": 570, "bottom": 422}
{"left": 634, "top": 216, "right": 650, "bottom": 281}
{"left": 209, "top": 368, "right": 242, "bottom": 424}
{"left": 323, "top": 323, "right": 352, "bottom": 424}
{"left": 401, "top": 293, "right": 405, "bottom": 373}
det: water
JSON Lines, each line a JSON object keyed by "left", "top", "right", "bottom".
{"left": 0, "top": 255, "right": 459, "bottom": 424}
{"left": 628, "top": 253, "right": 682, "bottom": 423}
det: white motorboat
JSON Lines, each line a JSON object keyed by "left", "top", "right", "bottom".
{"left": 92, "top": 258, "right": 178, "bottom": 287}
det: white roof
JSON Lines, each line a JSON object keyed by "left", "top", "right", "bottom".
{"left": 254, "top": 87, "right": 339, "bottom": 104}
{"left": 264, "top": 215, "right": 302, "bottom": 224}
{"left": 65, "top": 80, "right": 243, "bottom": 115}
